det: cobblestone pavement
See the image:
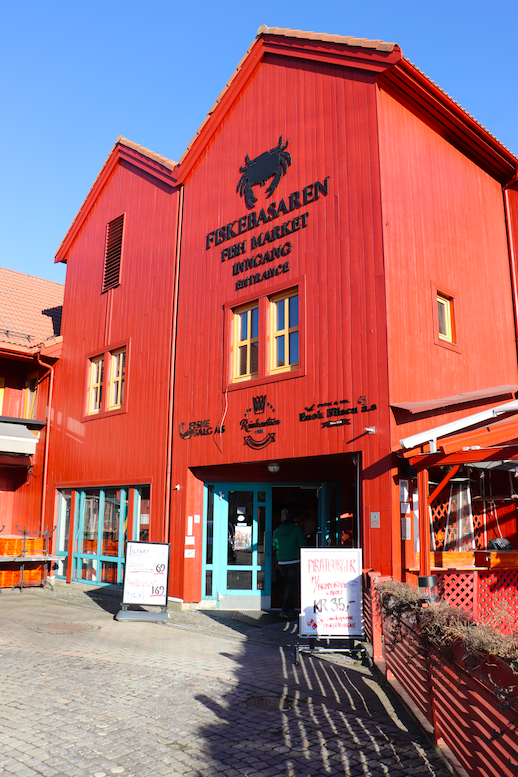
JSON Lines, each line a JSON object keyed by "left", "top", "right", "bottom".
{"left": 0, "top": 584, "right": 452, "bottom": 777}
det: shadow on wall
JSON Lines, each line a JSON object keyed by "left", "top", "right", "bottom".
{"left": 42, "top": 306, "right": 62, "bottom": 337}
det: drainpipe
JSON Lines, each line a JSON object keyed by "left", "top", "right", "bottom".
{"left": 36, "top": 353, "right": 55, "bottom": 534}
{"left": 164, "top": 184, "right": 184, "bottom": 544}
{"left": 504, "top": 174, "right": 518, "bottom": 368}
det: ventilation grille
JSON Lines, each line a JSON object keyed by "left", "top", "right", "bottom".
{"left": 103, "top": 214, "right": 124, "bottom": 292}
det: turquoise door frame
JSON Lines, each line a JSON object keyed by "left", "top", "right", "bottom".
{"left": 203, "top": 483, "right": 272, "bottom": 609}
{"left": 70, "top": 487, "right": 128, "bottom": 586}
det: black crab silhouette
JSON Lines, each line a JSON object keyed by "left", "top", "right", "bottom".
{"left": 237, "top": 136, "right": 292, "bottom": 209}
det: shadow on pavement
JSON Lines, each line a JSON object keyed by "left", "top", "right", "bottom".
{"left": 189, "top": 611, "right": 450, "bottom": 777}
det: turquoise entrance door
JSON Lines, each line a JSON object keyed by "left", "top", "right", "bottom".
{"left": 203, "top": 484, "right": 272, "bottom": 609}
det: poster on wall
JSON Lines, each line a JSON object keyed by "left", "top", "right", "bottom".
{"left": 299, "top": 548, "right": 363, "bottom": 637}
{"left": 122, "top": 541, "right": 170, "bottom": 607}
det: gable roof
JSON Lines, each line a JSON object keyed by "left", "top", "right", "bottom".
{"left": 177, "top": 27, "right": 399, "bottom": 168}
{"left": 55, "top": 137, "right": 177, "bottom": 264}
{"left": 175, "top": 25, "right": 517, "bottom": 185}
{"left": 0, "top": 267, "right": 64, "bottom": 349}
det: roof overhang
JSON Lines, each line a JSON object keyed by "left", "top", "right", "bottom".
{"left": 400, "top": 399, "right": 518, "bottom": 453}
{"left": 392, "top": 385, "right": 518, "bottom": 415}
{"left": 55, "top": 139, "right": 178, "bottom": 264}
{"left": 0, "top": 421, "right": 40, "bottom": 456}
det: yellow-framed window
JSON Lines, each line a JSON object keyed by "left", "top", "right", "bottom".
{"left": 270, "top": 290, "right": 299, "bottom": 373}
{"left": 437, "top": 293, "right": 455, "bottom": 343}
{"left": 89, "top": 356, "right": 104, "bottom": 413}
{"left": 234, "top": 303, "right": 259, "bottom": 381}
{"left": 109, "top": 348, "right": 126, "bottom": 409}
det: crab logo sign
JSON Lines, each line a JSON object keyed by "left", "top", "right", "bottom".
{"left": 237, "top": 136, "right": 292, "bottom": 209}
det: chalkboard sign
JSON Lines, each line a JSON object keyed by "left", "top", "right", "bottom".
{"left": 122, "top": 541, "right": 170, "bottom": 607}
{"left": 299, "top": 548, "right": 363, "bottom": 637}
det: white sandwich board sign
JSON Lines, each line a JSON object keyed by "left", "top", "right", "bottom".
{"left": 120, "top": 541, "right": 170, "bottom": 613}
{"left": 299, "top": 547, "right": 363, "bottom": 638}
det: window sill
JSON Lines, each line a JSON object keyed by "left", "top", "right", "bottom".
{"left": 226, "top": 368, "right": 304, "bottom": 392}
{"left": 434, "top": 337, "right": 461, "bottom": 354}
{"left": 82, "top": 407, "right": 127, "bottom": 422}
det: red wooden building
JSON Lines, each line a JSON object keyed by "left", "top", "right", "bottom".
{"left": 0, "top": 267, "right": 63, "bottom": 561}
{"left": 46, "top": 28, "right": 518, "bottom": 620}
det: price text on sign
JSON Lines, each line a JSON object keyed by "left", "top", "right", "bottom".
{"left": 300, "top": 548, "right": 363, "bottom": 637}
{"left": 122, "top": 541, "right": 171, "bottom": 607}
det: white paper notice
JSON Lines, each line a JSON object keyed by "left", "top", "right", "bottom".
{"left": 299, "top": 548, "right": 363, "bottom": 637}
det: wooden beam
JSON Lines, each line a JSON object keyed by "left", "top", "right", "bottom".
{"left": 427, "top": 466, "right": 459, "bottom": 506}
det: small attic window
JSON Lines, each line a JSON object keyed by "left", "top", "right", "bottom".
{"left": 103, "top": 214, "right": 124, "bottom": 292}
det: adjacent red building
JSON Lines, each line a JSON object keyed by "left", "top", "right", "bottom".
{"left": 44, "top": 28, "right": 518, "bottom": 621}
{"left": 0, "top": 267, "right": 63, "bottom": 554}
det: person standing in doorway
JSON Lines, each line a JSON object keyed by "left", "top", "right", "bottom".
{"left": 273, "top": 508, "right": 305, "bottom": 619}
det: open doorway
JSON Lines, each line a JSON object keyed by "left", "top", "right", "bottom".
{"left": 271, "top": 485, "right": 319, "bottom": 608}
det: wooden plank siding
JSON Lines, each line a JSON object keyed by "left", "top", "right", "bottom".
{"left": 377, "top": 86, "right": 518, "bottom": 449}
{"left": 171, "top": 52, "right": 395, "bottom": 598}
{"left": 0, "top": 356, "right": 51, "bottom": 534}
{"left": 46, "top": 154, "right": 179, "bottom": 549}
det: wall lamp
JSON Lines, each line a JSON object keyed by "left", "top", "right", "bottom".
{"left": 364, "top": 427, "right": 376, "bottom": 435}
{"left": 267, "top": 462, "right": 281, "bottom": 473}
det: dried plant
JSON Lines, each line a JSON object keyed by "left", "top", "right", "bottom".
{"left": 376, "top": 580, "right": 518, "bottom": 676}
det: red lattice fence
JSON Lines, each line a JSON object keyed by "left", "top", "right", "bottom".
{"left": 479, "top": 570, "right": 518, "bottom": 634}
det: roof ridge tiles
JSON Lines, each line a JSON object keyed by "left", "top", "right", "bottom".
{"left": 178, "top": 26, "right": 398, "bottom": 164}
{"left": 116, "top": 137, "right": 177, "bottom": 171}
{"left": 256, "top": 26, "right": 397, "bottom": 52}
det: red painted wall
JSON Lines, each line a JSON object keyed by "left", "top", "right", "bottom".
{"left": 47, "top": 154, "right": 179, "bottom": 546}
{"left": 171, "top": 48, "right": 396, "bottom": 597}
{"left": 0, "top": 356, "right": 51, "bottom": 534}
{"left": 377, "top": 87, "right": 518, "bottom": 448}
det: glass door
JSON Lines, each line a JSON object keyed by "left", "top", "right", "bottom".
{"left": 203, "top": 484, "right": 272, "bottom": 609}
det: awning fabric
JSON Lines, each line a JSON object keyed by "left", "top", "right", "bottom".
{"left": 0, "top": 422, "right": 38, "bottom": 456}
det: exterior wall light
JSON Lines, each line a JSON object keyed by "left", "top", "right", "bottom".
{"left": 364, "top": 426, "right": 376, "bottom": 434}
{"left": 418, "top": 575, "right": 439, "bottom": 604}
{"left": 267, "top": 462, "right": 281, "bottom": 473}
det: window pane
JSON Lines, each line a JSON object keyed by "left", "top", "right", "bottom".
{"left": 58, "top": 491, "right": 72, "bottom": 552}
{"left": 83, "top": 494, "right": 99, "bottom": 554}
{"left": 276, "top": 335, "right": 285, "bottom": 367}
{"left": 206, "top": 485, "right": 214, "bottom": 565}
{"left": 102, "top": 489, "right": 120, "bottom": 556}
{"left": 276, "top": 300, "right": 285, "bottom": 332}
{"left": 240, "top": 311, "right": 247, "bottom": 340}
{"left": 289, "top": 331, "right": 299, "bottom": 365}
{"left": 80, "top": 557, "right": 98, "bottom": 582}
{"left": 205, "top": 570, "right": 213, "bottom": 597}
{"left": 227, "top": 571, "right": 253, "bottom": 590}
{"left": 228, "top": 491, "right": 253, "bottom": 566}
{"left": 250, "top": 342, "right": 258, "bottom": 375}
{"left": 238, "top": 345, "right": 248, "bottom": 376}
{"left": 257, "top": 505, "right": 265, "bottom": 566}
{"left": 289, "top": 294, "right": 298, "bottom": 327}
{"left": 251, "top": 307, "right": 259, "bottom": 338}
{"left": 135, "top": 485, "right": 150, "bottom": 541}
{"left": 100, "top": 561, "right": 118, "bottom": 584}
{"left": 438, "top": 300, "right": 448, "bottom": 336}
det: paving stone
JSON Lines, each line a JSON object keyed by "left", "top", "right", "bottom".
{"left": 0, "top": 589, "right": 452, "bottom": 777}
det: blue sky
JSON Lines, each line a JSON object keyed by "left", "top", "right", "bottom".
{"left": 1, "top": 0, "right": 517, "bottom": 283}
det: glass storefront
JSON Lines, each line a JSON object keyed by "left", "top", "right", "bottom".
{"left": 56, "top": 485, "right": 150, "bottom": 585}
